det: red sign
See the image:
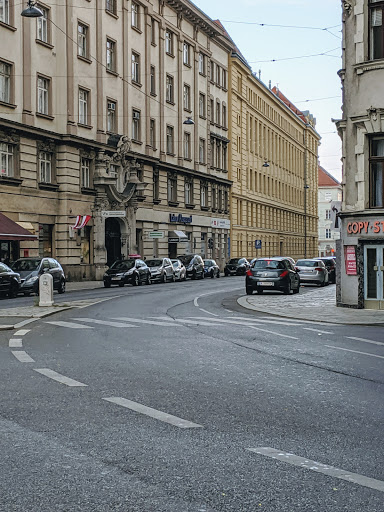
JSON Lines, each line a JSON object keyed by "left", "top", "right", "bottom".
{"left": 347, "top": 220, "right": 384, "bottom": 234}
{"left": 345, "top": 246, "right": 357, "bottom": 275}
{"left": 23, "top": 250, "right": 29, "bottom": 257}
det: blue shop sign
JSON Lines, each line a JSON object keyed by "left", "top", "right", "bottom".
{"left": 169, "top": 214, "right": 193, "bottom": 224}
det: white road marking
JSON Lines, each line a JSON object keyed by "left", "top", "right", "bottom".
{"left": 13, "top": 318, "right": 37, "bottom": 329}
{"left": 45, "top": 320, "right": 94, "bottom": 329}
{"left": 34, "top": 368, "right": 88, "bottom": 387}
{"left": 103, "top": 397, "right": 202, "bottom": 428}
{"left": 247, "top": 447, "right": 384, "bottom": 492}
{"left": 115, "top": 317, "right": 177, "bottom": 327}
{"left": 174, "top": 318, "right": 225, "bottom": 327}
{"left": 249, "top": 326, "right": 299, "bottom": 340}
{"left": 194, "top": 287, "right": 243, "bottom": 307}
{"left": 74, "top": 318, "right": 139, "bottom": 328}
{"left": 191, "top": 316, "right": 302, "bottom": 330}
{"left": 9, "top": 338, "right": 22, "bottom": 348}
{"left": 258, "top": 316, "right": 339, "bottom": 327}
{"left": 346, "top": 336, "right": 384, "bottom": 347}
{"left": 198, "top": 308, "right": 219, "bottom": 317}
{"left": 14, "top": 329, "right": 30, "bottom": 336}
{"left": 325, "top": 345, "right": 384, "bottom": 360}
{"left": 11, "top": 351, "right": 34, "bottom": 363}
{"left": 303, "top": 327, "right": 334, "bottom": 335}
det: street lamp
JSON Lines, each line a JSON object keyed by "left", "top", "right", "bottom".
{"left": 262, "top": 160, "right": 270, "bottom": 168}
{"left": 183, "top": 117, "right": 194, "bottom": 125}
{"left": 21, "top": 0, "right": 43, "bottom": 17}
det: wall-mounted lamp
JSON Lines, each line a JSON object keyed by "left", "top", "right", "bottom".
{"left": 183, "top": 117, "right": 195, "bottom": 125}
{"left": 262, "top": 161, "right": 270, "bottom": 168}
{"left": 21, "top": 0, "right": 44, "bottom": 17}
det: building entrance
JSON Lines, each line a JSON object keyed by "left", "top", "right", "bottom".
{"left": 364, "top": 244, "right": 384, "bottom": 309}
{"left": 105, "top": 218, "right": 121, "bottom": 267}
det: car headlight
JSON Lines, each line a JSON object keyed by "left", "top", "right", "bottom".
{"left": 26, "top": 276, "right": 39, "bottom": 283}
{"left": 124, "top": 270, "right": 134, "bottom": 276}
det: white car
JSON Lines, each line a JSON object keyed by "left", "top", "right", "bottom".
{"left": 171, "top": 259, "right": 187, "bottom": 281}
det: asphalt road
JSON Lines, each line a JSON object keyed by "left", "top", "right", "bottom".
{"left": 0, "top": 277, "right": 383, "bottom": 511}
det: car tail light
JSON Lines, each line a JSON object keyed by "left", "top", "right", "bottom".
{"left": 315, "top": 267, "right": 323, "bottom": 272}
{"left": 246, "top": 269, "right": 253, "bottom": 277}
{"left": 295, "top": 267, "right": 300, "bottom": 272}
{"left": 280, "top": 270, "right": 289, "bottom": 278}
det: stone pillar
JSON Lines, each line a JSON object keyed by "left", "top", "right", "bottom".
{"left": 92, "top": 195, "right": 108, "bottom": 279}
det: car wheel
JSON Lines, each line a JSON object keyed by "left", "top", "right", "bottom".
{"left": 293, "top": 283, "right": 300, "bottom": 294}
{"left": 256, "top": 289, "right": 263, "bottom": 294}
{"left": 192, "top": 270, "right": 196, "bottom": 280}
{"left": 162, "top": 272, "right": 167, "bottom": 284}
{"left": 201, "top": 271, "right": 205, "bottom": 279}
{"left": 8, "top": 283, "right": 18, "bottom": 299}
{"left": 210, "top": 270, "right": 215, "bottom": 278}
{"left": 284, "top": 281, "right": 292, "bottom": 295}
{"left": 118, "top": 281, "right": 125, "bottom": 287}
{"left": 320, "top": 279, "right": 325, "bottom": 287}
{"left": 183, "top": 273, "right": 187, "bottom": 281}
{"left": 58, "top": 280, "right": 66, "bottom": 294}
{"left": 217, "top": 270, "right": 220, "bottom": 278}
{"left": 146, "top": 274, "right": 152, "bottom": 285}
{"left": 246, "top": 287, "right": 253, "bottom": 295}
{"left": 133, "top": 274, "right": 139, "bottom": 286}
{"left": 224, "top": 271, "right": 229, "bottom": 277}
{"left": 171, "top": 274, "right": 176, "bottom": 282}
{"left": 104, "top": 281, "right": 111, "bottom": 288}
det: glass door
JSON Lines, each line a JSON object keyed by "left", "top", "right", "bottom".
{"left": 364, "top": 245, "right": 384, "bottom": 306}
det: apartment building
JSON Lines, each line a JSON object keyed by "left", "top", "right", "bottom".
{"left": 0, "top": 0, "right": 232, "bottom": 279}
{"left": 336, "top": 0, "right": 384, "bottom": 309}
{"left": 228, "top": 50, "right": 320, "bottom": 261}
{"left": 318, "top": 166, "right": 341, "bottom": 257}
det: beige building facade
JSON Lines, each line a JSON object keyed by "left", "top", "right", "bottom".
{"left": 0, "top": 0, "right": 232, "bottom": 279}
{"left": 228, "top": 52, "right": 319, "bottom": 261}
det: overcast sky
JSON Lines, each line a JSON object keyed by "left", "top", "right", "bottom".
{"left": 192, "top": 0, "right": 342, "bottom": 182}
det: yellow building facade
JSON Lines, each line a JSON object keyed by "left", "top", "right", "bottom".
{"left": 228, "top": 53, "right": 319, "bottom": 261}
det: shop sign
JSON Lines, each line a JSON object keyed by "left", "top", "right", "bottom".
{"left": 169, "top": 214, "right": 192, "bottom": 224}
{"left": 345, "top": 245, "right": 357, "bottom": 275}
{"left": 211, "top": 218, "right": 230, "bottom": 229}
{"left": 148, "top": 231, "right": 164, "bottom": 239}
{"left": 347, "top": 220, "right": 384, "bottom": 235}
{"left": 101, "top": 211, "right": 126, "bottom": 218}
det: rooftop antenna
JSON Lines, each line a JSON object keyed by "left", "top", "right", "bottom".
{"left": 258, "top": 69, "right": 261, "bottom": 80}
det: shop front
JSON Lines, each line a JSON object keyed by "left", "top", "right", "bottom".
{"left": 0, "top": 213, "right": 37, "bottom": 264}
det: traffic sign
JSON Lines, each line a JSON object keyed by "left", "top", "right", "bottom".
{"left": 255, "top": 239, "right": 262, "bottom": 249}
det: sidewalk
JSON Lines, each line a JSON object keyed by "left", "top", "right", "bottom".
{"left": 237, "top": 285, "right": 384, "bottom": 325}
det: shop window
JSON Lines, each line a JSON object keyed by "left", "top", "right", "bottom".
{"left": 81, "top": 226, "right": 91, "bottom": 263}
{"left": 39, "top": 223, "right": 53, "bottom": 257}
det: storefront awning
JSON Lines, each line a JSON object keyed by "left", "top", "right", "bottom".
{"left": 172, "top": 230, "right": 188, "bottom": 240}
{"left": 0, "top": 213, "right": 37, "bottom": 241}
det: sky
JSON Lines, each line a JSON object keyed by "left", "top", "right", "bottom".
{"left": 192, "top": 0, "right": 342, "bottom": 182}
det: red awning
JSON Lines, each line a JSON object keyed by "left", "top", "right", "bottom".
{"left": 0, "top": 212, "right": 37, "bottom": 241}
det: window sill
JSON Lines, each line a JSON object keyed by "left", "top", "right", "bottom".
{"left": 136, "top": 194, "right": 146, "bottom": 202}
{"left": 153, "top": 198, "right": 161, "bottom": 205}
{"left": 183, "top": 63, "right": 192, "bottom": 69}
{"left": 105, "top": 9, "right": 118, "bottom": 19}
{"left": 106, "top": 69, "right": 118, "bottom": 77}
{"left": 198, "top": 162, "right": 207, "bottom": 166}
{"left": 81, "top": 186, "right": 96, "bottom": 195}
{"left": 0, "top": 176, "right": 22, "bottom": 186}
{"left": 132, "top": 139, "right": 143, "bottom": 145}
{"left": 166, "top": 52, "right": 175, "bottom": 58}
{"left": 166, "top": 100, "right": 175, "bottom": 106}
{"left": 0, "top": 21, "right": 17, "bottom": 32}
{"left": 199, "top": 72, "right": 206, "bottom": 78}
{"left": 0, "top": 100, "right": 16, "bottom": 109}
{"left": 39, "top": 182, "right": 59, "bottom": 191}
{"left": 211, "top": 208, "right": 218, "bottom": 213}
{"left": 151, "top": 42, "right": 157, "bottom": 47}
{"left": 354, "top": 59, "right": 384, "bottom": 75}
{"left": 78, "top": 123, "right": 93, "bottom": 129}
{"left": 36, "top": 39, "right": 54, "bottom": 50}
{"left": 168, "top": 201, "right": 179, "bottom": 207}
{"left": 199, "top": 115, "right": 207, "bottom": 120}
{"left": 184, "top": 108, "right": 192, "bottom": 113}
{"left": 78, "top": 55, "right": 92, "bottom": 64}
{"left": 201, "top": 205, "right": 210, "bottom": 211}
{"left": 150, "top": 92, "right": 157, "bottom": 97}
{"left": 184, "top": 157, "right": 192, "bottom": 162}
{"left": 36, "top": 112, "right": 54, "bottom": 121}
{"left": 185, "top": 203, "right": 195, "bottom": 209}
{"left": 132, "top": 80, "right": 142, "bottom": 88}
{"left": 166, "top": 152, "right": 176, "bottom": 157}
{"left": 131, "top": 26, "right": 142, "bottom": 34}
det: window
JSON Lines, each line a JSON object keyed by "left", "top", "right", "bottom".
{"left": 78, "top": 88, "right": 89, "bottom": 124}
{"left": 325, "top": 209, "right": 331, "bottom": 220}
{"left": 107, "top": 100, "right": 116, "bottom": 132}
{"left": 150, "top": 119, "right": 156, "bottom": 148}
{"left": 370, "top": 0, "right": 384, "bottom": 60}
{"left": 183, "top": 84, "right": 191, "bottom": 111}
{"left": 0, "top": 143, "right": 13, "bottom": 177}
{"left": 216, "top": 65, "right": 221, "bottom": 86}
{"left": 150, "top": 65, "right": 156, "bottom": 95}
{"left": 81, "top": 157, "right": 91, "bottom": 188}
{"left": 105, "top": 0, "right": 116, "bottom": 15}
{"left": 199, "top": 93, "right": 205, "bottom": 118}
{"left": 224, "top": 189, "right": 228, "bottom": 211}
{"left": 212, "top": 184, "right": 217, "bottom": 210}
{"left": 216, "top": 101, "right": 221, "bottom": 126}
{"left": 185, "top": 178, "right": 193, "bottom": 204}
{"left": 216, "top": 140, "right": 221, "bottom": 169}
{"left": 199, "top": 138, "right": 206, "bottom": 164}
{"left": 165, "top": 30, "right": 173, "bottom": 55}
{"left": 37, "top": 6, "right": 49, "bottom": 43}
{"left": 39, "top": 152, "right": 52, "bottom": 183}
{"left": 184, "top": 132, "right": 191, "bottom": 160}
{"left": 151, "top": 18, "right": 156, "bottom": 44}
{"left": 183, "top": 42, "right": 190, "bottom": 66}
{"left": 222, "top": 144, "right": 227, "bottom": 171}
{"left": 0, "top": 0, "right": 9, "bottom": 24}
{"left": 166, "top": 74, "right": 174, "bottom": 103}
{"left": 222, "top": 104, "right": 227, "bottom": 128}
{"left": 77, "top": 23, "right": 88, "bottom": 58}
{"left": 106, "top": 39, "right": 116, "bottom": 72}
{"left": 132, "top": 109, "right": 140, "bottom": 141}
{"left": 0, "top": 61, "right": 11, "bottom": 104}
{"left": 201, "top": 181, "right": 208, "bottom": 207}
{"left": 131, "top": 2, "right": 139, "bottom": 29}
{"left": 325, "top": 228, "right": 332, "bottom": 239}
{"left": 370, "top": 137, "right": 384, "bottom": 207}
{"left": 37, "top": 76, "right": 49, "bottom": 115}
{"left": 153, "top": 168, "right": 159, "bottom": 201}
{"left": 167, "top": 173, "right": 177, "bottom": 202}
{"left": 131, "top": 52, "right": 140, "bottom": 83}
{"left": 198, "top": 53, "right": 205, "bottom": 75}
{"left": 166, "top": 125, "right": 174, "bottom": 154}
{"left": 210, "top": 98, "right": 214, "bottom": 124}
{"left": 210, "top": 60, "right": 215, "bottom": 81}
{"left": 222, "top": 69, "right": 227, "bottom": 89}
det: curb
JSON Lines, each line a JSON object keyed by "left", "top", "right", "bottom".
{"left": 0, "top": 306, "right": 73, "bottom": 331}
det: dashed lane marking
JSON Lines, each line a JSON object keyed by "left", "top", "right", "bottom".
{"left": 303, "top": 327, "right": 334, "bottom": 335}
{"left": 248, "top": 325, "right": 299, "bottom": 340}
{"left": 74, "top": 318, "right": 139, "bottom": 328}
{"left": 346, "top": 336, "right": 384, "bottom": 347}
{"left": 325, "top": 345, "right": 384, "bottom": 360}
{"left": 198, "top": 308, "right": 219, "bottom": 317}
{"left": 34, "top": 368, "right": 88, "bottom": 387}
{"left": 247, "top": 447, "right": 384, "bottom": 492}
{"left": 45, "top": 321, "right": 94, "bottom": 329}
{"left": 14, "top": 329, "right": 30, "bottom": 337}
{"left": 9, "top": 338, "right": 22, "bottom": 348}
{"left": 115, "top": 317, "right": 177, "bottom": 327}
{"left": 11, "top": 351, "right": 35, "bottom": 363}
{"left": 196, "top": 316, "right": 304, "bottom": 327}
{"left": 103, "top": 397, "right": 203, "bottom": 429}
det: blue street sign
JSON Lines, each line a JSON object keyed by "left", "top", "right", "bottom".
{"left": 255, "top": 239, "right": 262, "bottom": 250}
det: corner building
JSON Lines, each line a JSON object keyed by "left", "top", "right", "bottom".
{"left": 228, "top": 50, "right": 319, "bottom": 261}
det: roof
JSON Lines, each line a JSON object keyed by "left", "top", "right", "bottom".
{"left": 318, "top": 166, "right": 341, "bottom": 187}
{"left": 271, "top": 87, "right": 308, "bottom": 124}
{"left": 0, "top": 213, "right": 37, "bottom": 241}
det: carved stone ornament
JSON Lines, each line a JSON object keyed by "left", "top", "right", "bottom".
{"left": 37, "top": 139, "right": 55, "bottom": 153}
{"left": 342, "top": 1, "right": 353, "bottom": 16}
{"left": 0, "top": 130, "right": 20, "bottom": 144}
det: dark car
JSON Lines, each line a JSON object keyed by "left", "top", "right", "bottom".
{"left": 11, "top": 257, "right": 66, "bottom": 296}
{"left": 318, "top": 257, "right": 336, "bottom": 284}
{"left": 246, "top": 257, "right": 300, "bottom": 295}
{"left": 0, "top": 263, "right": 20, "bottom": 298}
{"left": 103, "top": 258, "right": 151, "bottom": 287}
{"left": 146, "top": 258, "right": 175, "bottom": 283}
{"left": 203, "top": 259, "right": 220, "bottom": 278}
{"left": 224, "top": 257, "right": 250, "bottom": 276}
{"left": 171, "top": 259, "right": 187, "bottom": 281}
{"left": 178, "top": 254, "right": 205, "bottom": 279}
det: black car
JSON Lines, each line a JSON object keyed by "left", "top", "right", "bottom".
{"left": 0, "top": 263, "right": 20, "bottom": 298}
{"left": 146, "top": 258, "right": 175, "bottom": 283}
{"left": 203, "top": 259, "right": 220, "bottom": 278}
{"left": 103, "top": 258, "right": 151, "bottom": 287}
{"left": 224, "top": 257, "right": 250, "bottom": 276}
{"left": 11, "top": 257, "right": 66, "bottom": 296}
{"left": 246, "top": 257, "right": 300, "bottom": 295}
{"left": 318, "top": 257, "right": 336, "bottom": 284}
{"left": 178, "top": 254, "right": 205, "bottom": 279}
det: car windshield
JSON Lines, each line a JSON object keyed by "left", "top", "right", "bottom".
{"left": 321, "top": 260, "right": 334, "bottom": 267}
{"left": 180, "top": 255, "right": 194, "bottom": 264}
{"left": 172, "top": 260, "right": 180, "bottom": 268}
{"left": 228, "top": 258, "right": 240, "bottom": 264}
{"left": 253, "top": 260, "right": 285, "bottom": 270}
{"left": 11, "top": 259, "right": 41, "bottom": 271}
{"left": 146, "top": 259, "right": 163, "bottom": 267}
{"left": 296, "top": 260, "right": 320, "bottom": 267}
{"left": 204, "top": 260, "right": 213, "bottom": 266}
{"left": 110, "top": 260, "right": 135, "bottom": 270}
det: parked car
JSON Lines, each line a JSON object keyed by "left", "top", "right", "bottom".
{"left": 246, "top": 257, "right": 300, "bottom": 295}
{"left": 224, "top": 258, "right": 250, "bottom": 276}
{"left": 0, "top": 263, "right": 20, "bottom": 298}
{"left": 178, "top": 254, "right": 205, "bottom": 279}
{"left": 318, "top": 257, "right": 336, "bottom": 284}
{"left": 146, "top": 258, "right": 175, "bottom": 283}
{"left": 203, "top": 259, "right": 220, "bottom": 278}
{"left": 171, "top": 259, "right": 187, "bottom": 281}
{"left": 11, "top": 257, "right": 66, "bottom": 295}
{"left": 295, "top": 259, "right": 329, "bottom": 286}
{"left": 103, "top": 258, "right": 151, "bottom": 287}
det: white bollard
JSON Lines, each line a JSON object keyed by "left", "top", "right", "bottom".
{"left": 39, "top": 272, "right": 54, "bottom": 307}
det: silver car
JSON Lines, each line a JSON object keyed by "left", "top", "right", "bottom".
{"left": 145, "top": 258, "right": 175, "bottom": 283}
{"left": 295, "top": 259, "right": 329, "bottom": 286}
{"left": 171, "top": 259, "right": 186, "bottom": 281}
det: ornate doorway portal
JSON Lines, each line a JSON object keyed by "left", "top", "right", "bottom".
{"left": 105, "top": 218, "right": 121, "bottom": 266}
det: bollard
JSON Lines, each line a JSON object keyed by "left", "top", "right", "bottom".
{"left": 39, "top": 272, "right": 54, "bottom": 307}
